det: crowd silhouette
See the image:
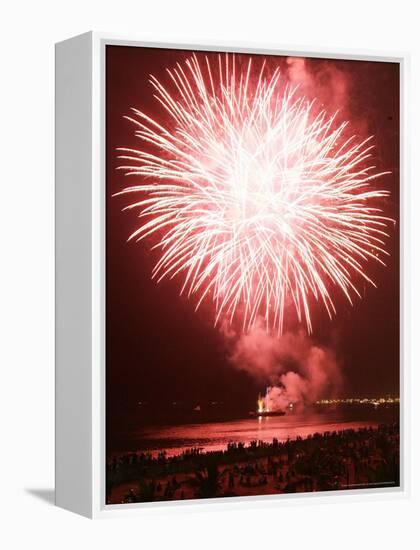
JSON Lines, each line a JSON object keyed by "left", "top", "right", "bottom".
{"left": 106, "top": 423, "right": 399, "bottom": 504}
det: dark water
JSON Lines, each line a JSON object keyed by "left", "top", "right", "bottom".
{"left": 126, "top": 405, "right": 399, "bottom": 457}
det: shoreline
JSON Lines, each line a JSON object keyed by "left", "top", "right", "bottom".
{"left": 110, "top": 418, "right": 383, "bottom": 459}
{"left": 108, "top": 405, "right": 400, "bottom": 458}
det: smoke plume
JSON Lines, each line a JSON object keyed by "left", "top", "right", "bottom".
{"left": 286, "top": 57, "right": 350, "bottom": 116}
{"left": 224, "top": 320, "right": 342, "bottom": 412}
{"left": 286, "top": 56, "right": 368, "bottom": 135}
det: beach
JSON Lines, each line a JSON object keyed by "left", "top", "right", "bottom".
{"left": 107, "top": 421, "right": 399, "bottom": 504}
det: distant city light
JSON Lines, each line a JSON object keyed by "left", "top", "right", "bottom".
{"left": 315, "top": 397, "right": 399, "bottom": 405}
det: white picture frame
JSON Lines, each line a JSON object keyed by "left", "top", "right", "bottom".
{"left": 55, "top": 31, "right": 410, "bottom": 518}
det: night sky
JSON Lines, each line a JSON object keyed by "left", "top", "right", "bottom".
{"left": 106, "top": 46, "right": 399, "bottom": 445}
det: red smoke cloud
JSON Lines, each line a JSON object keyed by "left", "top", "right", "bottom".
{"left": 286, "top": 56, "right": 368, "bottom": 135}
{"left": 286, "top": 56, "right": 349, "bottom": 116}
{"left": 224, "top": 321, "right": 342, "bottom": 411}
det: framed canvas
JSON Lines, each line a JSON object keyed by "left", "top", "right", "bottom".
{"left": 55, "top": 32, "right": 409, "bottom": 518}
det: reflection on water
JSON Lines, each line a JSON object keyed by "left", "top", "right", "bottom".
{"left": 130, "top": 407, "right": 398, "bottom": 457}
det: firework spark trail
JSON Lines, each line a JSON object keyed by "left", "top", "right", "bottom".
{"left": 116, "top": 54, "right": 392, "bottom": 334}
